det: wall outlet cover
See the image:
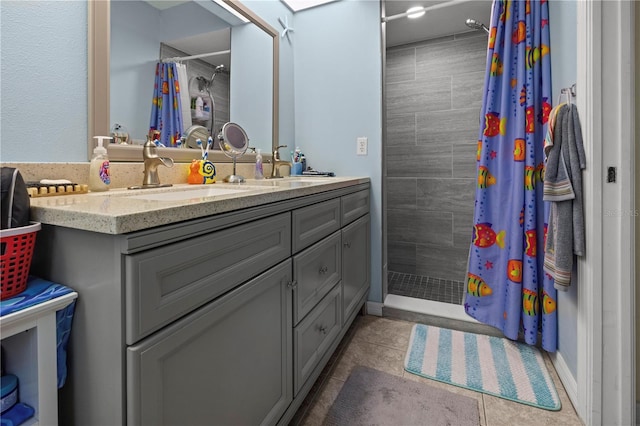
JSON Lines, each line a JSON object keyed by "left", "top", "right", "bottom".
{"left": 357, "top": 137, "right": 368, "bottom": 156}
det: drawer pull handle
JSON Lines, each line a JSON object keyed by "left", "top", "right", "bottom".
{"left": 319, "top": 265, "right": 329, "bottom": 275}
{"left": 318, "top": 325, "right": 327, "bottom": 335}
{"left": 287, "top": 280, "right": 298, "bottom": 290}
{"left": 343, "top": 241, "right": 351, "bottom": 249}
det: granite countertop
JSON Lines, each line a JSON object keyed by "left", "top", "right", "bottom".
{"left": 29, "top": 177, "right": 370, "bottom": 235}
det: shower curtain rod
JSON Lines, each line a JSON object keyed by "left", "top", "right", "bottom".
{"left": 383, "top": 0, "right": 476, "bottom": 22}
{"left": 162, "top": 49, "right": 231, "bottom": 63}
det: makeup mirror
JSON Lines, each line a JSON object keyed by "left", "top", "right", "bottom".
{"left": 218, "top": 122, "right": 249, "bottom": 183}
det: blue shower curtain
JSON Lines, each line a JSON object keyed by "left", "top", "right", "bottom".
{"left": 149, "top": 62, "right": 183, "bottom": 147}
{"left": 465, "top": 0, "right": 557, "bottom": 352}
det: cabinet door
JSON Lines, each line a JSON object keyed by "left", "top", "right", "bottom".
{"left": 127, "top": 260, "right": 293, "bottom": 426}
{"left": 342, "top": 214, "right": 370, "bottom": 326}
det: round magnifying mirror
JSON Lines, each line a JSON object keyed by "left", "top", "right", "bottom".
{"left": 218, "top": 122, "right": 249, "bottom": 183}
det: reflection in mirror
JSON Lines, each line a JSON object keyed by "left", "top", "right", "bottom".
{"left": 90, "top": 0, "right": 279, "bottom": 162}
{"left": 218, "top": 122, "right": 249, "bottom": 183}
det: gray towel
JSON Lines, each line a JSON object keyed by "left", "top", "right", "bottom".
{"left": 543, "top": 104, "right": 586, "bottom": 290}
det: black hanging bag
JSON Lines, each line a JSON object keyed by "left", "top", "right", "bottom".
{"left": 1, "top": 168, "right": 30, "bottom": 230}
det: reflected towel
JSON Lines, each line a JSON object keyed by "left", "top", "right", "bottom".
{"left": 177, "top": 63, "right": 192, "bottom": 130}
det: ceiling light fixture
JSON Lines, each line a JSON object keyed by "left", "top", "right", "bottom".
{"left": 382, "top": 0, "right": 476, "bottom": 23}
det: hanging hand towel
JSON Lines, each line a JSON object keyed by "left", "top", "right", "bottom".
{"left": 543, "top": 104, "right": 586, "bottom": 290}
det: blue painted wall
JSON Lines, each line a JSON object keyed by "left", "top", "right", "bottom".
{"left": 549, "top": 0, "right": 578, "bottom": 379}
{"left": 293, "top": 0, "right": 383, "bottom": 302}
{"left": 1, "top": 1, "right": 87, "bottom": 162}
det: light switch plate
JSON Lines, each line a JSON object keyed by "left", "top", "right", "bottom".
{"left": 357, "top": 137, "right": 368, "bottom": 156}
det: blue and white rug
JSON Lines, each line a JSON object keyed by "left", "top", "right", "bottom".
{"left": 404, "top": 324, "right": 561, "bottom": 411}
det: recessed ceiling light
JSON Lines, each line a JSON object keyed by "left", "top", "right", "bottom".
{"left": 406, "top": 6, "right": 425, "bottom": 19}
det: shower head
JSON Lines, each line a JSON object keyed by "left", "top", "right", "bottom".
{"left": 214, "top": 64, "right": 229, "bottom": 75}
{"left": 465, "top": 18, "right": 490, "bottom": 34}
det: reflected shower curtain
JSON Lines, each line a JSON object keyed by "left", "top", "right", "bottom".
{"left": 149, "top": 62, "right": 183, "bottom": 147}
{"left": 465, "top": 0, "right": 557, "bottom": 352}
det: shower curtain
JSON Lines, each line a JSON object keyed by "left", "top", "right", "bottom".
{"left": 465, "top": 0, "right": 557, "bottom": 352}
{"left": 149, "top": 62, "right": 183, "bottom": 147}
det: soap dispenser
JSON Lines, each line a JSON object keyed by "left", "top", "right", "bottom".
{"left": 89, "top": 136, "right": 112, "bottom": 192}
{"left": 254, "top": 149, "right": 264, "bottom": 180}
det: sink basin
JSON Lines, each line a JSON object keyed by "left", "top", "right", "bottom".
{"left": 128, "top": 186, "right": 250, "bottom": 201}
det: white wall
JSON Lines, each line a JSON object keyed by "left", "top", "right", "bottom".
{"left": 549, "top": 0, "right": 578, "bottom": 380}
{"left": 293, "top": 0, "right": 383, "bottom": 302}
{"left": 0, "top": 1, "right": 87, "bottom": 162}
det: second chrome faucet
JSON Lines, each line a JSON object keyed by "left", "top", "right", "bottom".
{"left": 270, "top": 145, "right": 290, "bottom": 179}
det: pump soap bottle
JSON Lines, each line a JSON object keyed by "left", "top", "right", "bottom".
{"left": 89, "top": 136, "right": 112, "bottom": 192}
{"left": 254, "top": 149, "right": 264, "bottom": 179}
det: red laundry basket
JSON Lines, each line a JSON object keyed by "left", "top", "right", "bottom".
{"left": 0, "top": 222, "right": 41, "bottom": 300}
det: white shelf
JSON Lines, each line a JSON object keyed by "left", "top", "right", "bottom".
{"left": 1, "top": 292, "right": 78, "bottom": 426}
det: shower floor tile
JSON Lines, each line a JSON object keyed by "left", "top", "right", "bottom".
{"left": 387, "top": 271, "right": 464, "bottom": 305}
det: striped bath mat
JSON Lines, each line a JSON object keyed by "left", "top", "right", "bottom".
{"left": 404, "top": 324, "right": 561, "bottom": 411}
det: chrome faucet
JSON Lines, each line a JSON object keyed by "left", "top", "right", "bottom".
{"left": 270, "top": 144, "right": 290, "bottom": 179}
{"left": 137, "top": 138, "right": 174, "bottom": 188}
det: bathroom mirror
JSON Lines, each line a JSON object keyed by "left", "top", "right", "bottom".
{"left": 89, "top": 0, "right": 279, "bottom": 163}
{"left": 218, "top": 122, "right": 249, "bottom": 183}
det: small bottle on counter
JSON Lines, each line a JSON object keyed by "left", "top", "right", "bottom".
{"left": 254, "top": 149, "right": 264, "bottom": 179}
{"left": 89, "top": 136, "right": 112, "bottom": 192}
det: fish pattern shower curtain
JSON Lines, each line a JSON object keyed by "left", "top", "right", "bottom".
{"left": 149, "top": 62, "right": 183, "bottom": 147}
{"left": 465, "top": 0, "right": 557, "bottom": 352}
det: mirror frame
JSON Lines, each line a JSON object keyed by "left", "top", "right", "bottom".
{"left": 88, "top": 0, "right": 279, "bottom": 162}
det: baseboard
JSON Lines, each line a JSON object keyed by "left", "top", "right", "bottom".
{"left": 549, "top": 351, "right": 578, "bottom": 412}
{"left": 366, "top": 301, "right": 383, "bottom": 316}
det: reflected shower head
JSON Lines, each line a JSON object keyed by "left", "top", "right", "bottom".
{"left": 214, "top": 64, "right": 229, "bottom": 75}
{"left": 465, "top": 18, "right": 490, "bottom": 34}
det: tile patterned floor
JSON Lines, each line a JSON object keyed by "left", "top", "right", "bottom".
{"left": 388, "top": 271, "right": 465, "bottom": 305}
{"left": 290, "top": 315, "right": 583, "bottom": 426}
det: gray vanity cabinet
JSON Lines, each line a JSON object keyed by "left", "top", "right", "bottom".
{"left": 127, "top": 260, "right": 293, "bottom": 426}
{"left": 32, "top": 181, "right": 371, "bottom": 426}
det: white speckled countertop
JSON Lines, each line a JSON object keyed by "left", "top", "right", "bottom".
{"left": 29, "top": 177, "right": 370, "bottom": 235}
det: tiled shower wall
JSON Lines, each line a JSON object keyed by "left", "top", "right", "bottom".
{"left": 385, "top": 32, "right": 487, "bottom": 282}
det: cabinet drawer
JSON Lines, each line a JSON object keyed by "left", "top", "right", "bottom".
{"left": 293, "top": 231, "right": 341, "bottom": 325}
{"left": 125, "top": 213, "right": 291, "bottom": 344}
{"left": 341, "top": 189, "right": 369, "bottom": 226}
{"left": 292, "top": 198, "right": 341, "bottom": 252}
{"left": 293, "top": 284, "right": 341, "bottom": 395}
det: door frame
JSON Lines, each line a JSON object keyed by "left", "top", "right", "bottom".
{"left": 576, "top": 0, "right": 635, "bottom": 424}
